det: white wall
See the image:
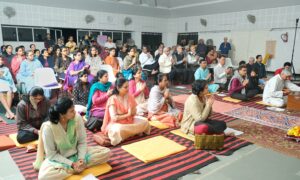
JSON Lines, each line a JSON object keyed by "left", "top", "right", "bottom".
{"left": 1, "top": 2, "right": 300, "bottom": 73}
{"left": 165, "top": 5, "right": 300, "bottom": 73}
{"left": 0, "top": 2, "right": 168, "bottom": 49}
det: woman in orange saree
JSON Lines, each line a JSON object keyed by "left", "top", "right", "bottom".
{"left": 102, "top": 78, "right": 150, "bottom": 146}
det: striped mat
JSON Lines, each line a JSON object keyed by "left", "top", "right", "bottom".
{"left": 8, "top": 126, "right": 251, "bottom": 180}
{"left": 8, "top": 128, "right": 217, "bottom": 180}
{"left": 0, "top": 122, "right": 17, "bottom": 136}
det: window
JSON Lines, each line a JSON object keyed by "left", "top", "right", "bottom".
{"left": 2, "top": 27, "right": 17, "bottom": 41}
{"left": 77, "top": 30, "right": 89, "bottom": 42}
{"left": 102, "top": 32, "right": 112, "bottom": 38}
{"left": 90, "top": 31, "right": 100, "bottom": 40}
{"left": 123, "top": 32, "right": 132, "bottom": 43}
{"left": 34, "top": 29, "right": 47, "bottom": 42}
{"left": 113, "top": 32, "right": 122, "bottom": 43}
{"left": 18, "top": 28, "right": 33, "bottom": 41}
{"left": 177, "top": 32, "right": 198, "bottom": 46}
{"left": 142, "top": 32, "right": 162, "bottom": 52}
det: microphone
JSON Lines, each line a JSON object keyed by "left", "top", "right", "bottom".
{"left": 297, "top": 18, "right": 299, "bottom": 24}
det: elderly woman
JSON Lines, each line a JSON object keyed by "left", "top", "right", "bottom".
{"left": 16, "top": 87, "right": 50, "bottom": 144}
{"left": 33, "top": 97, "right": 110, "bottom": 180}
{"left": 181, "top": 80, "right": 227, "bottom": 135}
{"left": 16, "top": 51, "right": 43, "bottom": 93}
{"left": 102, "top": 78, "right": 150, "bottom": 146}
{"left": 0, "top": 55, "right": 17, "bottom": 119}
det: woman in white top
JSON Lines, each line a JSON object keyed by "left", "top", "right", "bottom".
{"left": 85, "top": 46, "right": 103, "bottom": 76}
{"left": 34, "top": 97, "right": 110, "bottom": 180}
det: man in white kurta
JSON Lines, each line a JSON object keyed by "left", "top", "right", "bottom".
{"left": 263, "top": 70, "right": 300, "bottom": 107}
{"left": 158, "top": 47, "right": 173, "bottom": 74}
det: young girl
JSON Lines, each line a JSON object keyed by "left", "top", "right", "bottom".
{"left": 73, "top": 70, "right": 91, "bottom": 106}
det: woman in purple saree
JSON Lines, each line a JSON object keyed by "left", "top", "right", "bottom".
{"left": 64, "top": 51, "right": 93, "bottom": 91}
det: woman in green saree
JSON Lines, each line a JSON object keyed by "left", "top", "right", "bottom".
{"left": 33, "top": 97, "right": 110, "bottom": 179}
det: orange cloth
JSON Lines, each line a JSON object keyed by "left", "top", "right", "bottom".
{"left": 148, "top": 104, "right": 183, "bottom": 128}
{"left": 0, "top": 135, "right": 15, "bottom": 150}
{"left": 104, "top": 56, "right": 120, "bottom": 76}
{"left": 102, "top": 94, "right": 137, "bottom": 134}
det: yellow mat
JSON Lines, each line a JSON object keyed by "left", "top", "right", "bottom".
{"left": 135, "top": 116, "right": 169, "bottom": 129}
{"left": 170, "top": 129, "right": 195, "bottom": 141}
{"left": 256, "top": 101, "right": 278, "bottom": 107}
{"left": 222, "top": 97, "right": 242, "bottom": 103}
{"left": 66, "top": 163, "right": 112, "bottom": 180}
{"left": 122, "top": 136, "right": 187, "bottom": 163}
{"left": 149, "top": 120, "right": 169, "bottom": 129}
{"left": 9, "top": 133, "right": 38, "bottom": 148}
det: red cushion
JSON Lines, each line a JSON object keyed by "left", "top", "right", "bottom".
{"left": 194, "top": 124, "right": 209, "bottom": 135}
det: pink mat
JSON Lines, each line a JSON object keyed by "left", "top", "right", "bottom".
{"left": 172, "top": 94, "right": 189, "bottom": 104}
{"left": 212, "top": 100, "right": 242, "bottom": 114}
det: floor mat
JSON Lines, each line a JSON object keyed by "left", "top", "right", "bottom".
{"left": 121, "top": 136, "right": 187, "bottom": 163}
{"left": 212, "top": 100, "right": 242, "bottom": 114}
{"left": 228, "top": 119, "right": 300, "bottom": 159}
{"left": 9, "top": 127, "right": 219, "bottom": 180}
{"left": 0, "top": 122, "right": 18, "bottom": 136}
{"left": 224, "top": 106, "right": 300, "bottom": 130}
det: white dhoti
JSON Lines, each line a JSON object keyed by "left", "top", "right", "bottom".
{"left": 38, "top": 146, "right": 111, "bottom": 180}
{"left": 263, "top": 96, "right": 287, "bottom": 107}
{"left": 107, "top": 116, "right": 151, "bottom": 146}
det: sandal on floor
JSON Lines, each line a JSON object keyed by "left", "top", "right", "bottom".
{"left": 26, "top": 144, "right": 37, "bottom": 153}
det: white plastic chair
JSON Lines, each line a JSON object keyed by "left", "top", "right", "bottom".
{"left": 34, "top": 68, "right": 62, "bottom": 90}
{"left": 117, "top": 57, "right": 123, "bottom": 70}
{"left": 225, "top": 58, "right": 238, "bottom": 69}
{"left": 99, "top": 65, "right": 116, "bottom": 83}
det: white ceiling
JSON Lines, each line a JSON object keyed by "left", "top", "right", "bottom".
{"left": 1, "top": 0, "right": 300, "bottom": 18}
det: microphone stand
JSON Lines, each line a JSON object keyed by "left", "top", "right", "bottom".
{"left": 291, "top": 18, "right": 299, "bottom": 80}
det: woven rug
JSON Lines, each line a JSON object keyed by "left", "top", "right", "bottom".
{"left": 224, "top": 106, "right": 300, "bottom": 130}
{"left": 228, "top": 119, "right": 300, "bottom": 159}
{"left": 9, "top": 127, "right": 218, "bottom": 180}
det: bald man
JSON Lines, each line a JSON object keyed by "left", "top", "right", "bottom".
{"left": 263, "top": 70, "right": 300, "bottom": 107}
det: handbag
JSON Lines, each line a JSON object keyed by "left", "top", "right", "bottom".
{"left": 85, "top": 116, "right": 103, "bottom": 132}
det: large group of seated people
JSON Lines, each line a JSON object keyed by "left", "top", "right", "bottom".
{"left": 1, "top": 34, "right": 300, "bottom": 179}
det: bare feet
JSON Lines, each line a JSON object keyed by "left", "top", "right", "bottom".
{"left": 5, "top": 112, "right": 15, "bottom": 119}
